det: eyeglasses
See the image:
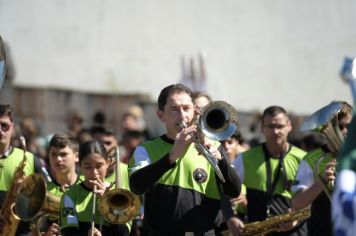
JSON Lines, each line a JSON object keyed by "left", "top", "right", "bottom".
{"left": 0, "top": 122, "right": 12, "bottom": 132}
{"left": 263, "top": 123, "right": 288, "bottom": 130}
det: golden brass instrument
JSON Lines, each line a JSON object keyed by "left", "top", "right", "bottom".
{"left": 14, "top": 173, "right": 60, "bottom": 236}
{"left": 222, "top": 208, "right": 311, "bottom": 236}
{"left": 182, "top": 101, "right": 239, "bottom": 182}
{"left": 98, "top": 147, "right": 141, "bottom": 224}
{"left": 0, "top": 136, "right": 28, "bottom": 236}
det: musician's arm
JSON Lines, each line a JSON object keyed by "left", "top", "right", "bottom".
{"left": 129, "top": 146, "right": 175, "bottom": 195}
{"left": 218, "top": 147, "right": 241, "bottom": 198}
{"left": 291, "top": 160, "right": 322, "bottom": 210}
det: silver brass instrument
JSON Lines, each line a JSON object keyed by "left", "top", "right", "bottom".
{"left": 98, "top": 147, "right": 141, "bottom": 224}
{"left": 300, "top": 101, "right": 347, "bottom": 199}
{"left": 182, "top": 101, "right": 239, "bottom": 182}
{"left": 300, "top": 101, "right": 345, "bottom": 154}
{"left": 0, "top": 35, "right": 6, "bottom": 89}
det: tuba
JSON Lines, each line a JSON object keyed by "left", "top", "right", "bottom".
{"left": 14, "top": 173, "right": 60, "bottom": 236}
{"left": 222, "top": 208, "right": 311, "bottom": 236}
{"left": 300, "top": 101, "right": 348, "bottom": 199}
{"left": 181, "top": 101, "right": 239, "bottom": 182}
{"left": 98, "top": 147, "right": 141, "bottom": 224}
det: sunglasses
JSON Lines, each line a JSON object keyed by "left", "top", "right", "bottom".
{"left": 0, "top": 122, "right": 12, "bottom": 132}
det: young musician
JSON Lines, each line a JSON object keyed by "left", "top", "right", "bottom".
{"left": 37, "top": 133, "right": 81, "bottom": 236}
{"left": 59, "top": 140, "right": 130, "bottom": 236}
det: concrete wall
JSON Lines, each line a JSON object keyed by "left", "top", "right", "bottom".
{"left": 1, "top": 0, "right": 356, "bottom": 115}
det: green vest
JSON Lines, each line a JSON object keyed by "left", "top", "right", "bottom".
{"left": 105, "top": 162, "right": 130, "bottom": 190}
{"left": 302, "top": 147, "right": 334, "bottom": 181}
{"left": 139, "top": 137, "right": 221, "bottom": 200}
{"left": 0, "top": 147, "right": 34, "bottom": 191}
{"left": 243, "top": 145, "right": 306, "bottom": 199}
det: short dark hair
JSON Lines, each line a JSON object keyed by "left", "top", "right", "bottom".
{"left": 157, "top": 84, "right": 193, "bottom": 111}
{"left": 261, "top": 106, "right": 288, "bottom": 125}
{"left": 192, "top": 91, "right": 212, "bottom": 102}
{"left": 48, "top": 133, "right": 79, "bottom": 153}
{"left": 0, "top": 104, "right": 13, "bottom": 121}
{"left": 230, "top": 131, "right": 244, "bottom": 143}
{"left": 79, "top": 140, "right": 108, "bottom": 164}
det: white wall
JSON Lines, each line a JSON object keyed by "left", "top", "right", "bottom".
{"left": 1, "top": 0, "right": 356, "bottom": 114}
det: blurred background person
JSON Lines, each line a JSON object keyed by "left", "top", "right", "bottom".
{"left": 65, "top": 110, "right": 84, "bottom": 140}
{"left": 192, "top": 91, "right": 211, "bottom": 112}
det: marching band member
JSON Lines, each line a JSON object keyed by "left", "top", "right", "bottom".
{"left": 292, "top": 101, "right": 352, "bottom": 236}
{"left": 129, "top": 84, "right": 241, "bottom": 236}
{"left": 38, "top": 133, "right": 82, "bottom": 236}
{"left": 59, "top": 140, "right": 130, "bottom": 236}
{"left": 0, "top": 104, "right": 37, "bottom": 236}
{"left": 227, "top": 106, "right": 308, "bottom": 236}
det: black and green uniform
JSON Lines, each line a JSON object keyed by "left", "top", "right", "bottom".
{"left": 36, "top": 172, "right": 84, "bottom": 234}
{"left": 292, "top": 145, "right": 333, "bottom": 236}
{"left": 0, "top": 147, "right": 35, "bottom": 236}
{"left": 105, "top": 162, "right": 130, "bottom": 190}
{"left": 129, "top": 135, "right": 241, "bottom": 236}
{"left": 59, "top": 165, "right": 131, "bottom": 236}
{"left": 233, "top": 143, "right": 308, "bottom": 236}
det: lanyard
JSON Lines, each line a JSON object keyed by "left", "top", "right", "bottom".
{"left": 263, "top": 144, "right": 289, "bottom": 217}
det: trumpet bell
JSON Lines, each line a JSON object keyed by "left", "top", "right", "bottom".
{"left": 15, "top": 174, "right": 47, "bottom": 221}
{"left": 200, "top": 101, "right": 239, "bottom": 141}
{"left": 98, "top": 188, "right": 141, "bottom": 224}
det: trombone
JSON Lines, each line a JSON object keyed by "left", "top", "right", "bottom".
{"left": 183, "top": 101, "right": 239, "bottom": 182}
{"left": 98, "top": 147, "right": 141, "bottom": 224}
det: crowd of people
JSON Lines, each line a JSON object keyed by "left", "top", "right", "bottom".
{"left": 0, "top": 83, "right": 354, "bottom": 236}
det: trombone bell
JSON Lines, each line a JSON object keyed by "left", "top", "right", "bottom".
{"left": 200, "top": 101, "right": 239, "bottom": 141}
{"left": 98, "top": 188, "right": 140, "bottom": 224}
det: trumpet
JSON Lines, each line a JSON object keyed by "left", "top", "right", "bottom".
{"left": 98, "top": 147, "right": 141, "bottom": 224}
{"left": 182, "top": 101, "right": 239, "bottom": 182}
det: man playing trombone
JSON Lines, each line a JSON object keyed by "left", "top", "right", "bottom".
{"left": 291, "top": 101, "right": 352, "bottom": 236}
{"left": 129, "top": 83, "right": 241, "bottom": 236}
